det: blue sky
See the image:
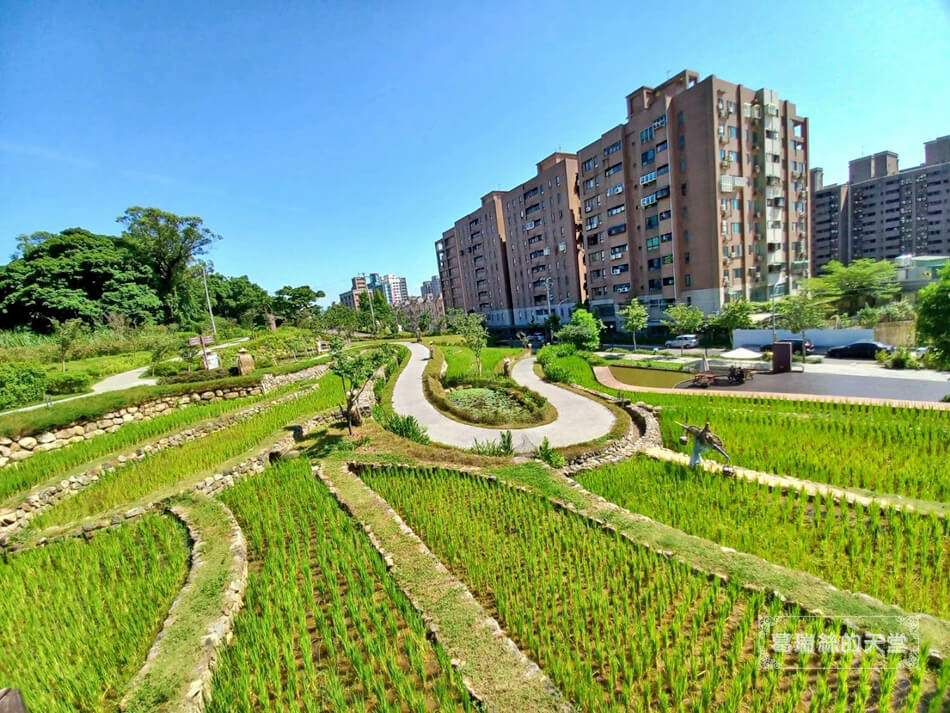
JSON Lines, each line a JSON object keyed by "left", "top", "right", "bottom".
{"left": 2, "top": 0, "right": 949, "bottom": 303}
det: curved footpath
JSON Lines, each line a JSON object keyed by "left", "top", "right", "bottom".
{"left": 392, "top": 342, "right": 615, "bottom": 454}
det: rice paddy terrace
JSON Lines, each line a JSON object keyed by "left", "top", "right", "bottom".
{"left": 1, "top": 340, "right": 948, "bottom": 712}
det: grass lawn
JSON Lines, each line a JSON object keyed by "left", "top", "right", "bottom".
{"left": 442, "top": 345, "right": 522, "bottom": 379}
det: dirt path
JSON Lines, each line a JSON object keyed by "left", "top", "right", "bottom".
{"left": 317, "top": 462, "right": 573, "bottom": 713}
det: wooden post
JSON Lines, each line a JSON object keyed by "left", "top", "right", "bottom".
{"left": 0, "top": 688, "right": 29, "bottom": 713}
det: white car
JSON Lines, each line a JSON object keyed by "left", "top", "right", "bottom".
{"left": 665, "top": 334, "right": 699, "bottom": 349}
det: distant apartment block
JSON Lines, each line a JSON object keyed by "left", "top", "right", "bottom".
{"left": 420, "top": 275, "right": 441, "bottom": 300}
{"left": 809, "top": 168, "right": 849, "bottom": 270}
{"left": 338, "top": 271, "right": 408, "bottom": 307}
{"left": 436, "top": 153, "right": 584, "bottom": 328}
{"left": 577, "top": 69, "right": 809, "bottom": 328}
{"left": 810, "top": 136, "right": 950, "bottom": 272}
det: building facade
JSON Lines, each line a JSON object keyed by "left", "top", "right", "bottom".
{"left": 501, "top": 152, "right": 584, "bottom": 327}
{"left": 420, "top": 275, "right": 441, "bottom": 300}
{"left": 848, "top": 137, "right": 950, "bottom": 262}
{"left": 576, "top": 70, "right": 809, "bottom": 328}
{"left": 809, "top": 168, "right": 849, "bottom": 271}
{"left": 379, "top": 274, "right": 408, "bottom": 305}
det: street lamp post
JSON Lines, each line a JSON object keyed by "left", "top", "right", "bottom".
{"left": 200, "top": 263, "right": 217, "bottom": 336}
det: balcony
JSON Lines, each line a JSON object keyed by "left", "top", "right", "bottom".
{"left": 791, "top": 259, "right": 809, "bottom": 274}
{"left": 767, "top": 250, "right": 786, "bottom": 265}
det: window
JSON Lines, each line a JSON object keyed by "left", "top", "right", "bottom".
{"left": 677, "top": 110, "right": 684, "bottom": 125}
{"left": 606, "top": 183, "right": 624, "bottom": 196}
{"left": 656, "top": 140, "right": 668, "bottom": 153}
{"left": 729, "top": 150, "right": 739, "bottom": 162}
{"left": 640, "top": 126, "right": 654, "bottom": 143}
{"left": 610, "top": 245, "right": 627, "bottom": 259}
{"left": 729, "top": 126, "right": 739, "bottom": 138}
{"left": 641, "top": 193, "right": 657, "bottom": 207}
{"left": 645, "top": 215, "right": 659, "bottom": 230}
{"left": 607, "top": 204, "right": 625, "bottom": 216}
{"left": 680, "top": 158, "right": 687, "bottom": 171}
{"left": 656, "top": 186, "right": 671, "bottom": 199}
{"left": 611, "top": 263, "right": 629, "bottom": 275}
{"left": 679, "top": 135, "right": 685, "bottom": 149}
{"left": 641, "top": 149, "right": 655, "bottom": 165}
{"left": 681, "top": 183, "right": 687, "bottom": 197}
{"left": 647, "top": 257, "right": 661, "bottom": 270}
{"left": 684, "top": 251, "right": 690, "bottom": 264}
{"left": 605, "top": 163, "right": 623, "bottom": 177}
{"left": 585, "top": 215, "right": 600, "bottom": 230}
{"left": 662, "top": 276, "right": 675, "bottom": 286}
{"left": 525, "top": 203, "right": 541, "bottom": 215}
{"left": 646, "top": 236, "right": 660, "bottom": 250}
{"left": 584, "top": 177, "right": 596, "bottom": 190}
{"left": 604, "top": 140, "right": 622, "bottom": 156}
{"left": 662, "top": 254, "right": 674, "bottom": 265}
{"left": 731, "top": 222, "right": 741, "bottom": 233}
{"left": 660, "top": 232, "right": 672, "bottom": 242}
{"left": 582, "top": 158, "right": 595, "bottom": 172}
{"left": 586, "top": 233, "right": 600, "bottom": 246}
{"left": 657, "top": 164, "right": 670, "bottom": 176}
{"left": 648, "top": 278, "right": 662, "bottom": 290}
{"left": 607, "top": 223, "right": 627, "bottom": 236}
{"left": 733, "top": 268, "right": 743, "bottom": 279}
{"left": 640, "top": 170, "right": 657, "bottom": 185}
{"left": 613, "top": 283, "right": 631, "bottom": 293}
{"left": 685, "top": 274, "right": 691, "bottom": 287}
{"left": 659, "top": 209, "right": 672, "bottom": 221}
{"left": 523, "top": 187, "right": 538, "bottom": 200}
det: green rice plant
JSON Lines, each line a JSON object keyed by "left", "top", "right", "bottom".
{"left": 379, "top": 412, "right": 431, "bottom": 444}
{"left": 0, "top": 514, "right": 189, "bottom": 713}
{"left": 30, "top": 374, "right": 345, "bottom": 529}
{"left": 576, "top": 455, "right": 950, "bottom": 618}
{"left": 207, "top": 460, "right": 475, "bottom": 712}
{"left": 365, "top": 465, "right": 939, "bottom": 712}
{"left": 534, "top": 437, "right": 565, "bottom": 468}
{"left": 0, "top": 379, "right": 316, "bottom": 503}
{"left": 470, "top": 430, "right": 513, "bottom": 457}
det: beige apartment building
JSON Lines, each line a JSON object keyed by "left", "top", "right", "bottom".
{"left": 500, "top": 152, "right": 584, "bottom": 327}
{"left": 437, "top": 153, "right": 584, "bottom": 328}
{"left": 577, "top": 69, "right": 810, "bottom": 328}
{"left": 436, "top": 193, "right": 513, "bottom": 326}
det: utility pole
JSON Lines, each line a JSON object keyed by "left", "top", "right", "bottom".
{"left": 200, "top": 263, "right": 217, "bottom": 336}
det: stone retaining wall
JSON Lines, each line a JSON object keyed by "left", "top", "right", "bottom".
{"left": 0, "top": 363, "right": 332, "bottom": 470}
{"left": 119, "top": 501, "right": 248, "bottom": 713}
{"left": 560, "top": 386, "right": 663, "bottom": 476}
{"left": 0, "top": 382, "right": 324, "bottom": 545}
{"left": 0, "top": 385, "right": 262, "bottom": 470}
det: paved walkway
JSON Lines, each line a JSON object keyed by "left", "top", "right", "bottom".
{"left": 392, "top": 342, "right": 615, "bottom": 453}
{"left": 0, "top": 337, "right": 251, "bottom": 416}
{"left": 593, "top": 366, "right": 950, "bottom": 409}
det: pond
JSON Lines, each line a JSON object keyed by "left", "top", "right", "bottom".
{"left": 448, "top": 386, "right": 533, "bottom": 423}
{"left": 607, "top": 365, "right": 690, "bottom": 389}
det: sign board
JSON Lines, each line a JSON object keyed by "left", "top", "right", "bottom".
{"left": 188, "top": 335, "right": 215, "bottom": 347}
{"left": 203, "top": 351, "right": 220, "bottom": 370}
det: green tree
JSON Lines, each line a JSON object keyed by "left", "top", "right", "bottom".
{"left": 618, "top": 300, "right": 649, "bottom": 350}
{"left": 50, "top": 318, "right": 87, "bottom": 371}
{"left": 322, "top": 303, "right": 359, "bottom": 343}
{"left": 330, "top": 339, "right": 392, "bottom": 434}
{"left": 417, "top": 311, "right": 432, "bottom": 336}
{"left": 662, "top": 303, "right": 705, "bottom": 335}
{"left": 805, "top": 259, "right": 900, "bottom": 315}
{"left": 555, "top": 308, "right": 604, "bottom": 351}
{"left": 0, "top": 228, "right": 160, "bottom": 330}
{"left": 452, "top": 312, "right": 489, "bottom": 376}
{"left": 917, "top": 263, "right": 950, "bottom": 364}
{"left": 776, "top": 295, "right": 827, "bottom": 360}
{"left": 273, "top": 285, "right": 325, "bottom": 325}
{"left": 117, "top": 207, "right": 220, "bottom": 322}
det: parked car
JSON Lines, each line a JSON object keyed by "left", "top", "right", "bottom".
{"left": 757, "top": 338, "right": 815, "bottom": 354}
{"left": 665, "top": 334, "right": 699, "bottom": 349}
{"left": 826, "top": 341, "right": 895, "bottom": 359}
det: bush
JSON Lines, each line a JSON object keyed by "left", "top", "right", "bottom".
{"left": 379, "top": 411, "right": 430, "bottom": 444}
{"left": 542, "top": 363, "right": 571, "bottom": 383}
{"left": 876, "top": 347, "right": 922, "bottom": 370}
{"left": 149, "top": 362, "right": 189, "bottom": 378}
{"left": 44, "top": 371, "right": 93, "bottom": 395}
{"left": 0, "top": 362, "right": 46, "bottom": 409}
{"left": 470, "top": 430, "right": 514, "bottom": 457}
{"left": 534, "top": 436, "right": 566, "bottom": 468}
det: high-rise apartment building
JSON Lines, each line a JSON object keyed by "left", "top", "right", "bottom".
{"left": 500, "top": 153, "right": 584, "bottom": 326}
{"left": 809, "top": 168, "right": 849, "bottom": 271}
{"left": 338, "top": 272, "right": 408, "bottom": 307}
{"left": 379, "top": 274, "right": 408, "bottom": 305}
{"left": 577, "top": 69, "right": 809, "bottom": 328}
{"left": 420, "top": 275, "right": 441, "bottom": 300}
{"left": 437, "top": 192, "right": 513, "bottom": 325}
{"left": 435, "top": 153, "right": 584, "bottom": 328}
{"left": 844, "top": 137, "right": 950, "bottom": 263}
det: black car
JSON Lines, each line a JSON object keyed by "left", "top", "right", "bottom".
{"left": 748, "top": 339, "right": 814, "bottom": 354}
{"left": 826, "top": 341, "right": 894, "bottom": 359}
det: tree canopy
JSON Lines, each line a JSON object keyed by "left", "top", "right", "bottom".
{"left": 917, "top": 263, "right": 950, "bottom": 363}
{"left": 804, "top": 259, "right": 900, "bottom": 315}
{"left": 662, "top": 303, "right": 705, "bottom": 336}
{"left": 555, "top": 308, "right": 604, "bottom": 351}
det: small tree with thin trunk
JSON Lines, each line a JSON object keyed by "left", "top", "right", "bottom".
{"left": 618, "top": 300, "right": 649, "bottom": 351}
{"left": 776, "top": 295, "right": 827, "bottom": 367}
{"left": 50, "top": 318, "right": 87, "bottom": 372}
{"left": 452, "top": 312, "right": 489, "bottom": 376}
{"left": 330, "top": 339, "right": 393, "bottom": 433}
{"left": 662, "top": 303, "right": 705, "bottom": 354}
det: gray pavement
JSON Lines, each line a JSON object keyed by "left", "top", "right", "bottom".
{"left": 391, "top": 342, "right": 616, "bottom": 454}
{"left": 704, "top": 370, "right": 950, "bottom": 402}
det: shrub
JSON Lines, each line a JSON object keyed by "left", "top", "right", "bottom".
{"left": 381, "top": 412, "right": 430, "bottom": 444}
{"left": 877, "top": 347, "right": 922, "bottom": 370}
{"left": 470, "top": 430, "right": 514, "bottom": 457}
{"left": 159, "top": 368, "right": 234, "bottom": 384}
{"left": 534, "top": 436, "right": 565, "bottom": 468}
{"left": 44, "top": 370, "right": 93, "bottom": 395}
{"left": 0, "top": 362, "right": 46, "bottom": 409}
{"left": 542, "top": 362, "right": 571, "bottom": 384}
{"left": 149, "top": 362, "right": 189, "bottom": 378}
